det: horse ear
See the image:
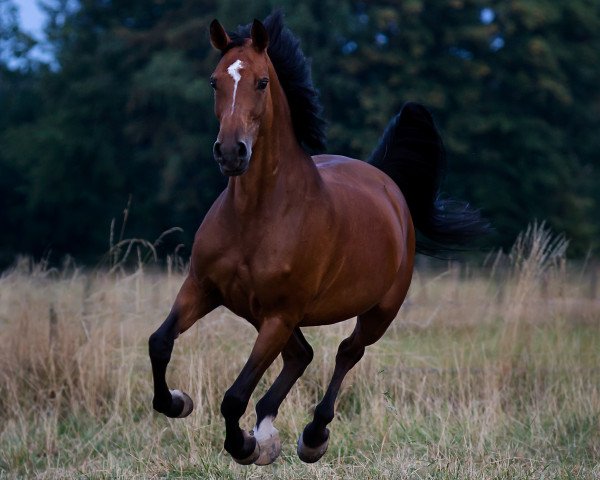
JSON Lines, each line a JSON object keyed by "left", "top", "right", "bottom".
{"left": 210, "top": 19, "right": 230, "bottom": 51}
{"left": 251, "top": 19, "right": 269, "bottom": 52}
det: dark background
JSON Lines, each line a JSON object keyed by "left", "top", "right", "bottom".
{"left": 1, "top": 0, "right": 599, "bottom": 267}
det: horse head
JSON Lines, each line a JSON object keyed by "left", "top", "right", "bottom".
{"left": 209, "top": 19, "right": 271, "bottom": 176}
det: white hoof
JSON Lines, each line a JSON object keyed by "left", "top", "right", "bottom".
{"left": 232, "top": 430, "right": 260, "bottom": 465}
{"left": 169, "top": 389, "right": 194, "bottom": 418}
{"left": 252, "top": 417, "right": 281, "bottom": 465}
{"left": 297, "top": 431, "right": 329, "bottom": 463}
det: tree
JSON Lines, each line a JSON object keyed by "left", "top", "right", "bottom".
{"left": 0, "top": 0, "right": 598, "bottom": 265}
{"left": 315, "top": 0, "right": 600, "bottom": 253}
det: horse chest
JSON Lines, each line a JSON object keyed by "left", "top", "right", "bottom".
{"left": 210, "top": 243, "right": 308, "bottom": 319}
{"left": 195, "top": 200, "right": 322, "bottom": 318}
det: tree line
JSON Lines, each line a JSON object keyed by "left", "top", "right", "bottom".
{"left": 1, "top": 0, "right": 599, "bottom": 266}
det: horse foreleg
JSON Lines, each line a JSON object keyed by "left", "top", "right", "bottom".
{"left": 149, "top": 276, "right": 217, "bottom": 418}
{"left": 251, "top": 328, "right": 314, "bottom": 465}
{"left": 221, "top": 316, "right": 295, "bottom": 464}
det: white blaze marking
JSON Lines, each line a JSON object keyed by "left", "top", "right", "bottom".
{"left": 253, "top": 416, "right": 277, "bottom": 442}
{"left": 227, "top": 59, "right": 244, "bottom": 114}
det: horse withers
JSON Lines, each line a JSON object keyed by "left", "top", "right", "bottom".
{"left": 148, "top": 12, "right": 489, "bottom": 466}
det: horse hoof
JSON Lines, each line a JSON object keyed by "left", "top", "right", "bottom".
{"left": 252, "top": 418, "right": 281, "bottom": 465}
{"left": 297, "top": 431, "right": 329, "bottom": 463}
{"left": 232, "top": 431, "right": 260, "bottom": 465}
{"left": 169, "top": 389, "right": 194, "bottom": 418}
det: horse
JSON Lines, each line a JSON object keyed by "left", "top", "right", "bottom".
{"left": 148, "top": 11, "right": 489, "bottom": 466}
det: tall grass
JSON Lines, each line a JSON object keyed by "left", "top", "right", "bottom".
{"left": 0, "top": 226, "right": 599, "bottom": 479}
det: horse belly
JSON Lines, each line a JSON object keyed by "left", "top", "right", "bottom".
{"left": 300, "top": 234, "right": 402, "bottom": 326}
{"left": 300, "top": 277, "right": 396, "bottom": 326}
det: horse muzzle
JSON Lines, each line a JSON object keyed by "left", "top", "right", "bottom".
{"left": 213, "top": 140, "right": 251, "bottom": 176}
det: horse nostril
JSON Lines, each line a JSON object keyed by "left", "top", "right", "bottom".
{"left": 237, "top": 142, "right": 247, "bottom": 158}
{"left": 213, "top": 142, "right": 223, "bottom": 159}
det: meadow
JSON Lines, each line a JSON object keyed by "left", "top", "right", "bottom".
{"left": 0, "top": 226, "right": 599, "bottom": 479}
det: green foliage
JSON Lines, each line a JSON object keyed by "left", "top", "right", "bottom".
{"left": 321, "top": 0, "right": 600, "bottom": 254}
{"left": 0, "top": 0, "right": 599, "bottom": 264}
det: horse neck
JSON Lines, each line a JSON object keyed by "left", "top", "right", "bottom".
{"left": 228, "top": 63, "right": 321, "bottom": 215}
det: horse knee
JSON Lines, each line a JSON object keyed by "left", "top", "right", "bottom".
{"left": 149, "top": 314, "right": 178, "bottom": 360}
{"left": 149, "top": 330, "right": 172, "bottom": 360}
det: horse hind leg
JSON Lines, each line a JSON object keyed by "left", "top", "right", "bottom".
{"left": 252, "top": 328, "right": 314, "bottom": 465}
{"left": 148, "top": 276, "right": 217, "bottom": 418}
{"left": 297, "top": 270, "right": 412, "bottom": 463}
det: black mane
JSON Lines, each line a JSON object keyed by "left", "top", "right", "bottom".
{"left": 225, "top": 11, "right": 326, "bottom": 153}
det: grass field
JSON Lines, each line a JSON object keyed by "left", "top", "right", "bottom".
{"left": 1, "top": 227, "right": 599, "bottom": 479}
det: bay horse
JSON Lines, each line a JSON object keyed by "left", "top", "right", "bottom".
{"left": 149, "top": 12, "right": 488, "bottom": 465}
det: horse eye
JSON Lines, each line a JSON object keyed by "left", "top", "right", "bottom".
{"left": 210, "top": 78, "right": 217, "bottom": 90}
{"left": 257, "top": 78, "right": 269, "bottom": 90}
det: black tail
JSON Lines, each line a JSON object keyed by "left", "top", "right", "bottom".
{"left": 369, "top": 102, "right": 491, "bottom": 255}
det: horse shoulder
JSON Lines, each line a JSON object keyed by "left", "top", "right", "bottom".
{"left": 189, "top": 193, "right": 240, "bottom": 280}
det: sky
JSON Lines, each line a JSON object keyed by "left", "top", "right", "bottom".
{"left": 14, "top": 0, "right": 46, "bottom": 40}
{"left": 9, "top": 2, "right": 502, "bottom": 66}
{"left": 11, "top": 0, "right": 53, "bottom": 65}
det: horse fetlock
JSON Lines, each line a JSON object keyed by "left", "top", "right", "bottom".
{"left": 252, "top": 416, "right": 281, "bottom": 465}
{"left": 255, "top": 397, "right": 278, "bottom": 422}
{"left": 169, "top": 389, "right": 194, "bottom": 418}
{"left": 301, "top": 421, "right": 330, "bottom": 448}
{"left": 153, "top": 390, "right": 193, "bottom": 418}
{"left": 297, "top": 430, "right": 329, "bottom": 463}
{"left": 152, "top": 393, "right": 170, "bottom": 414}
{"left": 314, "top": 403, "right": 335, "bottom": 425}
{"left": 228, "top": 430, "right": 260, "bottom": 465}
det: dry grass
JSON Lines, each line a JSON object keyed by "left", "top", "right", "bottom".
{"left": 1, "top": 226, "right": 599, "bottom": 479}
